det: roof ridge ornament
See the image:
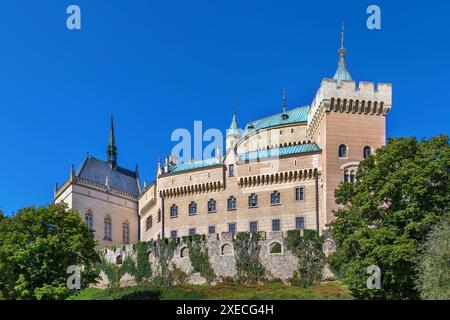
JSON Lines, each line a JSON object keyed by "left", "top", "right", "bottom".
{"left": 333, "top": 22, "right": 353, "bottom": 86}
{"left": 107, "top": 113, "right": 118, "bottom": 168}
{"left": 281, "top": 87, "right": 289, "bottom": 120}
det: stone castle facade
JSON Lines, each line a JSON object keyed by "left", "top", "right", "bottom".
{"left": 54, "top": 30, "right": 392, "bottom": 248}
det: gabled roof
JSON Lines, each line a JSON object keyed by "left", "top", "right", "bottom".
{"left": 241, "top": 105, "right": 310, "bottom": 138}
{"left": 76, "top": 156, "right": 140, "bottom": 196}
{"left": 238, "top": 143, "right": 320, "bottom": 161}
{"left": 169, "top": 158, "right": 222, "bottom": 173}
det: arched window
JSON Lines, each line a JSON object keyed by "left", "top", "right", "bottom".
{"left": 122, "top": 220, "right": 130, "bottom": 244}
{"left": 227, "top": 196, "right": 237, "bottom": 211}
{"left": 338, "top": 144, "right": 347, "bottom": 158}
{"left": 188, "top": 202, "right": 197, "bottom": 215}
{"left": 350, "top": 170, "right": 355, "bottom": 183}
{"left": 85, "top": 210, "right": 93, "bottom": 231}
{"left": 104, "top": 215, "right": 112, "bottom": 241}
{"left": 363, "top": 146, "right": 372, "bottom": 159}
{"left": 170, "top": 205, "right": 178, "bottom": 218}
{"left": 344, "top": 170, "right": 350, "bottom": 183}
{"left": 180, "top": 247, "right": 189, "bottom": 258}
{"left": 207, "top": 199, "right": 216, "bottom": 213}
{"left": 116, "top": 255, "right": 122, "bottom": 265}
{"left": 221, "top": 243, "right": 233, "bottom": 256}
{"left": 269, "top": 242, "right": 282, "bottom": 254}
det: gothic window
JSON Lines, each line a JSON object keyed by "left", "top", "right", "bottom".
{"left": 338, "top": 144, "right": 348, "bottom": 158}
{"left": 122, "top": 220, "right": 130, "bottom": 244}
{"left": 344, "top": 170, "right": 350, "bottom": 183}
{"left": 272, "top": 219, "right": 281, "bottom": 231}
{"left": 208, "top": 225, "right": 216, "bottom": 234}
{"left": 295, "top": 187, "right": 305, "bottom": 201}
{"left": 146, "top": 216, "right": 152, "bottom": 231}
{"left": 248, "top": 193, "right": 258, "bottom": 208}
{"left": 85, "top": 210, "right": 93, "bottom": 231}
{"left": 249, "top": 221, "right": 258, "bottom": 233}
{"left": 295, "top": 216, "right": 305, "bottom": 230}
{"left": 207, "top": 199, "right": 216, "bottom": 213}
{"left": 170, "top": 205, "right": 178, "bottom": 218}
{"left": 229, "top": 164, "right": 235, "bottom": 177}
{"left": 188, "top": 202, "right": 197, "bottom": 215}
{"left": 363, "top": 146, "right": 372, "bottom": 159}
{"left": 350, "top": 170, "right": 356, "bottom": 183}
{"left": 104, "top": 215, "right": 112, "bottom": 241}
{"left": 227, "top": 196, "right": 237, "bottom": 211}
{"left": 228, "top": 222, "right": 236, "bottom": 234}
{"left": 271, "top": 191, "right": 281, "bottom": 205}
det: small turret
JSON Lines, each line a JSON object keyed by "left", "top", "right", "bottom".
{"left": 157, "top": 157, "right": 163, "bottom": 176}
{"left": 70, "top": 164, "right": 76, "bottom": 181}
{"left": 333, "top": 23, "right": 352, "bottom": 86}
{"left": 226, "top": 99, "right": 241, "bottom": 152}
{"left": 54, "top": 183, "right": 59, "bottom": 196}
{"left": 107, "top": 114, "right": 118, "bottom": 168}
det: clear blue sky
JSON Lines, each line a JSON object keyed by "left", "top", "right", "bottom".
{"left": 0, "top": 0, "right": 448, "bottom": 214}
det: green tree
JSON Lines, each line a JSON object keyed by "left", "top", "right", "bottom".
{"left": 416, "top": 215, "right": 450, "bottom": 300}
{"left": 0, "top": 203, "right": 99, "bottom": 299}
{"left": 328, "top": 135, "right": 449, "bottom": 299}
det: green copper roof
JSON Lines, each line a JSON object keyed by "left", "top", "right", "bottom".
{"left": 333, "top": 23, "right": 352, "bottom": 85}
{"left": 241, "top": 105, "right": 310, "bottom": 137}
{"left": 238, "top": 143, "right": 320, "bottom": 161}
{"left": 169, "top": 158, "right": 222, "bottom": 173}
{"left": 227, "top": 112, "right": 240, "bottom": 136}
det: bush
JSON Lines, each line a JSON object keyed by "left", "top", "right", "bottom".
{"left": 416, "top": 215, "right": 450, "bottom": 300}
{"left": 287, "top": 230, "right": 325, "bottom": 287}
{"left": 233, "top": 232, "right": 266, "bottom": 284}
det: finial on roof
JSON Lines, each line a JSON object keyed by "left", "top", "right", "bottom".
{"left": 281, "top": 87, "right": 289, "bottom": 120}
{"left": 70, "top": 164, "right": 75, "bottom": 181}
{"left": 107, "top": 114, "right": 118, "bottom": 168}
{"left": 227, "top": 98, "right": 240, "bottom": 137}
{"left": 333, "top": 22, "right": 352, "bottom": 86}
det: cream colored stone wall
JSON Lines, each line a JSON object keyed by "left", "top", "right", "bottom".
{"left": 55, "top": 183, "right": 139, "bottom": 248}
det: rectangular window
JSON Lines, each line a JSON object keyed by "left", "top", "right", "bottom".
{"left": 271, "top": 191, "right": 281, "bottom": 205}
{"left": 188, "top": 228, "right": 196, "bottom": 236}
{"left": 295, "top": 217, "right": 305, "bottom": 230}
{"left": 208, "top": 199, "right": 216, "bottom": 213}
{"left": 229, "top": 164, "right": 234, "bottom": 177}
{"left": 189, "top": 202, "right": 197, "bottom": 216}
{"left": 295, "top": 187, "right": 305, "bottom": 201}
{"left": 248, "top": 194, "right": 258, "bottom": 208}
{"left": 249, "top": 221, "right": 258, "bottom": 233}
{"left": 170, "top": 205, "right": 178, "bottom": 218}
{"left": 228, "top": 222, "right": 236, "bottom": 234}
{"left": 146, "top": 216, "right": 152, "bottom": 231}
{"left": 272, "top": 219, "right": 281, "bottom": 231}
{"left": 208, "top": 225, "right": 216, "bottom": 234}
{"left": 227, "top": 196, "right": 236, "bottom": 210}
{"left": 170, "top": 230, "right": 178, "bottom": 239}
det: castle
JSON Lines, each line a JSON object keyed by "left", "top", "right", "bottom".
{"left": 54, "top": 29, "right": 392, "bottom": 248}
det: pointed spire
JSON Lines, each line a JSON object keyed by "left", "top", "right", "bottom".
{"left": 70, "top": 164, "right": 76, "bottom": 181}
{"left": 107, "top": 114, "right": 118, "bottom": 168}
{"left": 281, "top": 87, "right": 289, "bottom": 120}
{"left": 333, "top": 22, "right": 352, "bottom": 86}
{"left": 227, "top": 98, "right": 241, "bottom": 137}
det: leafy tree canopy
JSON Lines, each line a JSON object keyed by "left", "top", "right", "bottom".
{"left": 329, "top": 135, "right": 449, "bottom": 299}
{"left": 0, "top": 203, "right": 99, "bottom": 299}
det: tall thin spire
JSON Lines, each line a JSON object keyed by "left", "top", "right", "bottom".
{"left": 281, "top": 87, "right": 289, "bottom": 119}
{"left": 333, "top": 22, "right": 352, "bottom": 85}
{"left": 107, "top": 114, "right": 118, "bottom": 168}
{"left": 227, "top": 98, "right": 240, "bottom": 137}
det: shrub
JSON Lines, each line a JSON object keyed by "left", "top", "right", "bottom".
{"left": 233, "top": 232, "right": 266, "bottom": 284}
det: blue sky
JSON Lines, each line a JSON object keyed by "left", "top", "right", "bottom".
{"left": 0, "top": 0, "right": 449, "bottom": 214}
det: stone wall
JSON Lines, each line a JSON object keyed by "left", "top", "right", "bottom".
{"left": 98, "top": 231, "right": 333, "bottom": 287}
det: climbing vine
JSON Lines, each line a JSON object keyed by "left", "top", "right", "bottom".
{"left": 134, "top": 242, "right": 152, "bottom": 282}
{"left": 184, "top": 235, "right": 216, "bottom": 282}
{"left": 287, "top": 229, "right": 325, "bottom": 287}
{"left": 233, "top": 232, "right": 266, "bottom": 284}
{"left": 153, "top": 238, "right": 177, "bottom": 285}
{"left": 97, "top": 253, "right": 123, "bottom": 288}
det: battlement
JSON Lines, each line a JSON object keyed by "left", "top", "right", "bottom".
{"left": 307, "top": 78, "right": 392, "bottom": 135}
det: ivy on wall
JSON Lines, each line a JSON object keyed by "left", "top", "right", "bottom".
{"left": 233, "top": 232, "right": 266, "bottom": 284}
{"left": 287, "top": 229, "right": 325, "bottom": 287}
{"left": 184, "top": 235, "right": 216, "bottom": 282}
{"left": 134, "top": 242, "right": 152, "bottom": 282}
{"left": 153, "top": 238, "right": 177, "bottom": 285}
